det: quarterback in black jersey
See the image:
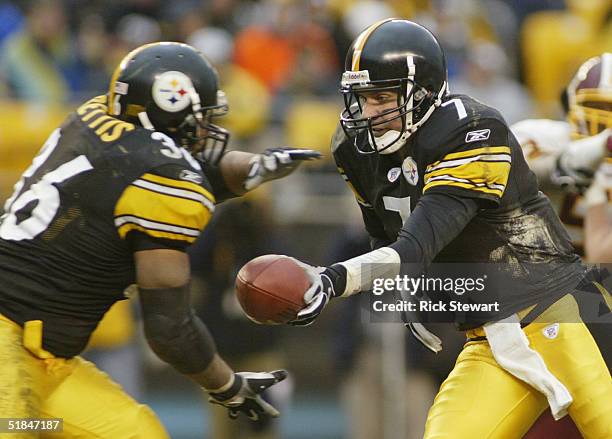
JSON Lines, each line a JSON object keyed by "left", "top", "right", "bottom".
{"left": 0, "top": 42, "right": 319, "bottom": 438}
{"left": 289, "top": 20, "right": 611, "bottom": 438}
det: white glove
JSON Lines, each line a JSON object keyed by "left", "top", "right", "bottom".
{"left": 243, "top": 147, "right": 321, "bottom": 191}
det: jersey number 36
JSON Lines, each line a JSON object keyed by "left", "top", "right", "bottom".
{"left": 0, "top": 129, "right": 93, "bottom": 241}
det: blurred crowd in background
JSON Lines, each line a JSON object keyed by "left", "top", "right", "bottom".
{"left": 0, "top": 0, "right": 610, "bottom": 438}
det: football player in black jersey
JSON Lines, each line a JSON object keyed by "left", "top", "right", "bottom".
{"left": 288, "top": 20, "right": 611, "bottom": 438}
{"left": 0, "top": 42, "right": 320, "bottom": 438}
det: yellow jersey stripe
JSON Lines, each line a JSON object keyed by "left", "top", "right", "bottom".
{"left": 425, "top": 160, "right": 511, "bottom": 188}
{"left": 426, "top": 153, "right": 511, "bottom": 174}
{"left": 114, "top": 185, "right": 212, "bottom": 241}
{"left": 424, "top": 174, "right": 506, "bottom": 191}
{"left": 115, "top": 215, "right": 200, "bottom": 236}
{"left": 133, "top": 178, "right": 215, "bottom": 213}
{"left": 423, "top": 179, "right": 504, "bottom": 196}
{"left": 427, "top": 146, "right": 511, "bottom": 170}
{"left": 116, "top": 223, "right": 198, "bottom": 243}
{"left": 140, "top": 173, "right": 215, "bottom": 203}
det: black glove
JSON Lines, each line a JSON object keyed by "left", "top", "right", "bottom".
{"left": 208, "top": 370, "right": 288, "bottom": 421}
{"left": 243, "top": 147, "right": 322, "bottom": 191}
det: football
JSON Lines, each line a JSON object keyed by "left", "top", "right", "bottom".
{"left": 235, "top": 254, "right": 310, "bottom": 324}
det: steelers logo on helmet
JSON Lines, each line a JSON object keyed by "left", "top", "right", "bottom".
{"left": 152, "top": 71, "right": 194, "bottom": 113}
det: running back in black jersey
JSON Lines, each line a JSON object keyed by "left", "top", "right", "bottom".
{"left": 333, "top": 94, "right": 585, "bottom": 326}
{"left": 0, "top": 95, "right": 216, "bottom": 357}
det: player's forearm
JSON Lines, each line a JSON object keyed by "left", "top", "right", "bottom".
{"left": 333, "top": 192, "right": 479, "bottom": 297}
{"left": 585, "top": 204, "right": 612, "bottom": 263}
{"left": 218, "top": 150, "right": 257, "bottom": 196}
{"left": 139, "top": 284, "right": 234, "bottom": 389}
{"left": 187, "top": 353, "right": 233, "bottom": 390}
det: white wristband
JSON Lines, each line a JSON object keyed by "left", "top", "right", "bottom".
{"left": 339, "top": 247, "right": 401, "bottom": 297}
{"left": 207, "top": 373, "right": 235, "bottom": 394}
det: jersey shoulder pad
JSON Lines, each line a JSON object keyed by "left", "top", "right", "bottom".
{"left": 418, "top": 96, "right": 512, "bottom": 204}
{"left": 329, "top": 124, "right": 372, "bottom": 208}
{"left": 331, "top": 122, "right": 351, "bottom": 154}
{"left": 114, "top": 163, "right": 215, "bottom": 249}
{"left": 418, "top": 94, "right": 510, "bottom": 164}
{"left": 110, "top": 129, "right": 203, "bottom": 184}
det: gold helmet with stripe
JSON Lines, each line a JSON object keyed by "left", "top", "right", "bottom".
{"left": 108, "top": 42, "right": 230, "bottom": 164}
{"left": 567, "top": 53, "right": 612, "bottom": 138}
{"left": 340, "top": 19, "right": 448, "bottom": 154}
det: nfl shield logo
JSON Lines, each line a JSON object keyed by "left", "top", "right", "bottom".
{"left": 387, "top": 167, "right": 401, "bottom": 182}
{"left": 542, "top": 323, "right": 560, "bottom": 339}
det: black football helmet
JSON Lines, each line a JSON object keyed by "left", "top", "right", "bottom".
{"left": 108, "top": 42, "right": 229, "bottom": 164}
{"left": 567, "top": 52, "right": 612, "bottom": 138}
{"left": 340, "top": 19, "right": 448, "bottom": 154}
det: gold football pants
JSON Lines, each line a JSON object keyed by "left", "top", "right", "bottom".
{"left": 424, "top": 295, "right": 612, "bottom": 439}
{"left": 0, "top": 315, "right": 169, "bottom": 438}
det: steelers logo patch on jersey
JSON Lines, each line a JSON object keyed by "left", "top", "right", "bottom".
{"left": 152, "top": 71, "right": 193, "bottom": 112}
{"left": 402, "top": 157, "right": 419, "bottom": 186}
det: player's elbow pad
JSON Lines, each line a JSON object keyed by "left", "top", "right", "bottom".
{"left": 143, "top": 311, "right": 217, "bottom": 374}
{"left": 140, "top": 284, "right": 218, "bottom": 374}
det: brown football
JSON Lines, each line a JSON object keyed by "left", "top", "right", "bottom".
{"left": 235, "top": 254, "right": 310, "bottom": 324}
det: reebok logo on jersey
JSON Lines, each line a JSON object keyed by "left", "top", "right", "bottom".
{"left": 179, "top": 169, "right": 203, "bottom": 184}
{"left": 465, "top": 129, "right": 491, "bottom": 143}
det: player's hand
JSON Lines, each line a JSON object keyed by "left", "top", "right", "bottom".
{"left": 552, "top": 129, "right": 611, "bottom": 193}
{"left": 208, "top": 370, "right": 288, "bottom": 421}
{"left": 289, "top": 263, "right": 340, "bottom": 326}
{"left": 551, "top": 158, "right": 594, "bottom": 193}
{"left": 243, "top": 147, "right": 322, "bottom": 191}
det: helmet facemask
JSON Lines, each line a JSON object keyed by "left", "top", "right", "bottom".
{"left": 139, "top": 88, "right": 230, "bottom": 166}
{"left": 566, "top": 53, "right": 612, "bottom": 138}
{"left": 341, "top": 76, "right": 436, "bottom": 154}
{"left": 340, "top": 66, "right": 446, "bottom": 155}
{"left": 568, "top": 91, "right": 612, "bottom": 138}
{"left": 176, "top": 90, "right": 230, "bottom": 165}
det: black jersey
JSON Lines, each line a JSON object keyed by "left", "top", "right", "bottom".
{"left": 0, "top": 96, "right": 216, "bottom": 357}
{"left": 333, "top": 94, "right": 585, "bottom": 326}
